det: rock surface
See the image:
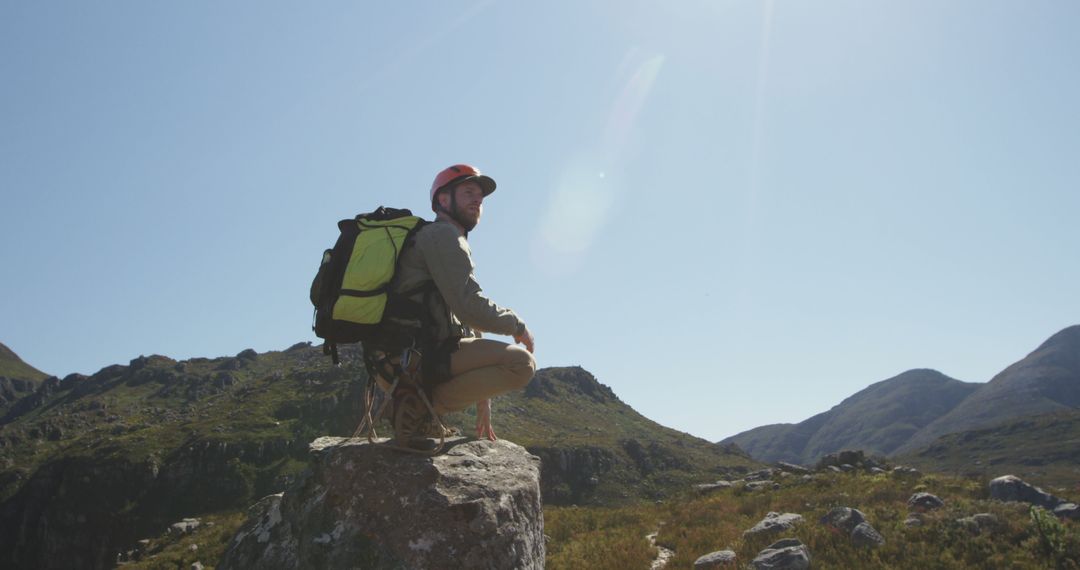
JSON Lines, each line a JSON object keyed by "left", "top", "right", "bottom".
{"left": 819, "top": 507, "right": 865, "bottom": 534}
{"left": 850, "top": 521, "right": 885, "bottom": 548}
{"left": 751, "top": 538, "right": 811, "bottom": 570}
{"left": 989, "top": 475, "right": 1065, "bottom": 509}
{"left": 908, "top": 492, "right": 944, "bottom": 511}
{"left": 218, "top": 436, "right": 544, "bottom": 570}
{"left": 694, "top": 549, "right": 737, "bottom": 568}
{"left": 744, "top": 512, "right": 804, "bottom": 537}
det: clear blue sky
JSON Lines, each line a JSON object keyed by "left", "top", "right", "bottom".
{"left": 2, "top": 1, "right": 1078, "bottom": 442}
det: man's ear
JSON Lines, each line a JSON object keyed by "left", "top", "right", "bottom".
{"left": 437, "top": 188, "right": 453, "bottom": 211}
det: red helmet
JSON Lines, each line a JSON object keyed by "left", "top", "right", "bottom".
{"left": 429, "top": 164, "right": 496, "bottom": 211}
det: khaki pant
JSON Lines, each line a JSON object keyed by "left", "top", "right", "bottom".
{"left": 432, "top": 338, "right": 536, "bottom": 414}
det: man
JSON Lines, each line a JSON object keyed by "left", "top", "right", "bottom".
{"left": 388, "top": 164, "right": 536, "bottom": 443}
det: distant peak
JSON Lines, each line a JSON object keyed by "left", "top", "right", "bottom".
{"left": 1034, "top": 325, "right": 1080, "bottom": 353}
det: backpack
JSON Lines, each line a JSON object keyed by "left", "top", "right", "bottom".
{"left": 310, "top": 206, "right": 429, "bottom": 364}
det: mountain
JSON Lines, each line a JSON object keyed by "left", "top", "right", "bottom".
{"left": 894, "top": 325, "right": 1080, "bottom": 454}
{"left": 722, "top": 369, "right": 979, "bottom": 464}
{"left": 0, "top": 344, "right": 755, "bottom": 569}
{"left": 897, "top": 408, "right": 1080, "bottom": 490}
{"left": 0, "top": 343, "right": 49, "bottom": 416}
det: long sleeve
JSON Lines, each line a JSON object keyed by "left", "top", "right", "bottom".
{"left": 415, "top": 223, "right": 523, "bottom": 336}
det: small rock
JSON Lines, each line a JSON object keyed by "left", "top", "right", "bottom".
{"left": 694, "top": 481, "right": 734, "bottom": 493}
{"left": 827, "top": 466, "right": 842, "bottom": 473}
{"left": 892, "top": 466, "right": 921, "bottom": 478}
{"left": 745, "top": 469, "right": 776, "bottom": 482}
{"left": 191, "top": 563, "right": 204, "bottom": 570}
{"left": 1053, "top": 503, "right": 1079, "bottom": 520}
{"left": 903, "top": 515, "right": 923, "bottom": 527}
{"left": 751, "top": 538, "right": 811, "bottom": 570}
{"left": 839, "top": 464, "right": 854, "bottom": 472}
{"left": 776, "top": 462, "right": 810, "bottom": 475}
{"left": 851, "top": 522, "right": 885, "bottom": 548}
{"left": 189, "top": 543, "right": 199, "bottom": 552}
{"left": 819, "top": 507, "right": 866, "bottom": 534}
{"left": 800, "top": 474, "right": 815, "bottom": 482}
{"left": 745, "top": 480, "right": 776, "bottom": 492}
{"left": 908, "top": 492, "right": 944, "bottom": 512}
{"left": 956, "top": 513, "right": 998, "bottom": 534}
{"left": 869, "top": 467, "right": 886, "bottom": 474}
{"left": 694, "top": 549, "right": 737, "bottom": 568}
{"left": 169, "top": 518, "right": 201, "bottom": 535}
{"left": 744, "top": 512, "right": 804, "bottom": 537}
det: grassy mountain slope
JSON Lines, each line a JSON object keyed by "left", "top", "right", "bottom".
{"left": 478, "top": 366, "right": 758, "bottom": 504}
{"left": 897, "top": 325, "right": 1080, "bottom": 455}
{"left": 0, "top": 345, "right": 755, "bottom": 569}
{"left": 0, "top": 343, "right": 48, "bottom": 381}
{"left": 722, "top": 369, "right": 978, "bottom": 464}
{"left": 899, "top": 409, "right": 1080, "bottom": 492}
{"left": 0, "top": 343, "right": 50, "bottom": 417}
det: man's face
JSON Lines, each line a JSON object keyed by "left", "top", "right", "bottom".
{"left": 443, "top": 180, "right": 484, "bottom": 227}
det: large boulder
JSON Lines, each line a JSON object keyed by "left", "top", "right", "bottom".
{"left": 218, "top": 437, "right": 544, "bottom": 570}
{"left": 850, "top": 522, "right": 885, "bottom": 548}
{"left": 989, "top": 475, "right": 1064, "bottom": 510}
{"left": 751, "top": 538, "right": 811, "bottom": 570}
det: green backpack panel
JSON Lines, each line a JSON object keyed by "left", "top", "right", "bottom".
{"left": 311, "top": 207, "right": 428, "bottom": 362}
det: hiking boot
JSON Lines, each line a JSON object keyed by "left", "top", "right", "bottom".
{"left": 392, "top": 388, "right": 427, "bottom": 438}
{"left": 419, "top": 417, "right": 460, "bottom": 438}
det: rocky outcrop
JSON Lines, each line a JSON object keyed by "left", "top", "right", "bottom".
{"left": 218, "top": 437, "right": 544, "bottom": 570}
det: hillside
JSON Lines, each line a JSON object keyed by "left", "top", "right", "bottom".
{"left": 0, "top": 343, "right": 49, "bottom": 416}
{"left": 896, "top": 325, "right": 1080, "bottom": 454}
{"left": 0, "top": 343, "right": 48, "bottom": 381}
{"left": 0, "top": 344, "right": 755, "bottom": 569}
{"left": 898, "top": 408, "right": 1080, "bottom": 491}
{"left": 722, "top": 369, "right": 978, "bottom": 464}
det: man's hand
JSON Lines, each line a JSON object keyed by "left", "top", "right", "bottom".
{"left": 513, "top": 324, "right": 535, "bottom": 354}
{"left": 476, "top": 399, "right": 497, "bottom": 441}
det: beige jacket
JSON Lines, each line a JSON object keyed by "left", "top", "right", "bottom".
{"left": 391, "top": 220, "right": 523, "bottom": 344}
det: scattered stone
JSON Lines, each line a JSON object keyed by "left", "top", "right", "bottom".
{"left": 694, "top": 549, "right": 737, "bottom": 568}
{"left": 745, "top": 468, "right": 776, "bottom": 481}
{"left": 751, "top": 538, "right": 811, "bottom": 570}
{"left": 1054, "top": 503, "right": 1079, "bottom": 520}
{"left": 837, "top": 450, "right": 865, "bottom": 466}
{"left": 869, "top": 467, "right": 886, "bottom": 475}
{"left": 989, "top": 475, "right": 1065, "bottom": 510}
{"left": 191, "top": 563, "right": 204, "bottom": 570}
{"left": 908, "top": 492, "right": 944, "bottom": 512}
{"left": 839, "top": 464, "right": 855, "bottom": 472}
{"left": 851, "top": 522, "right": 886, "bottom": 548}
{"left": 956, "top": 513, "right": 998, "bottom": 535}
{"left": 745, "top": 480, "right": 777, "bottom": 492}
{"left": 827, "top": 466, "right": 842, "bottom": 473}
{"left": 892, "top": 466, "right": 921, "bottom": 478}
{"left": 744, "top": 512, "right": 804, "bottom": 537}
{"left": 694, "top": 481, "right": 734, "bottom": 493}
{"left": 819, "top": 507, "right": 866, "bottom": 534}
{"left": 169, "top": 518, "right": 201, "bottom": 535}
{"left": 776, "top": 462, "right": 810, "bottom": 475}
{"left": 903, "top": 514, "right": 924, "bottom": 527}
{"left": 188, "top": 543, "right": 199, "bottom": 552}
{"left": 800, "top": 474, "right": 816, "bottom": 482}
